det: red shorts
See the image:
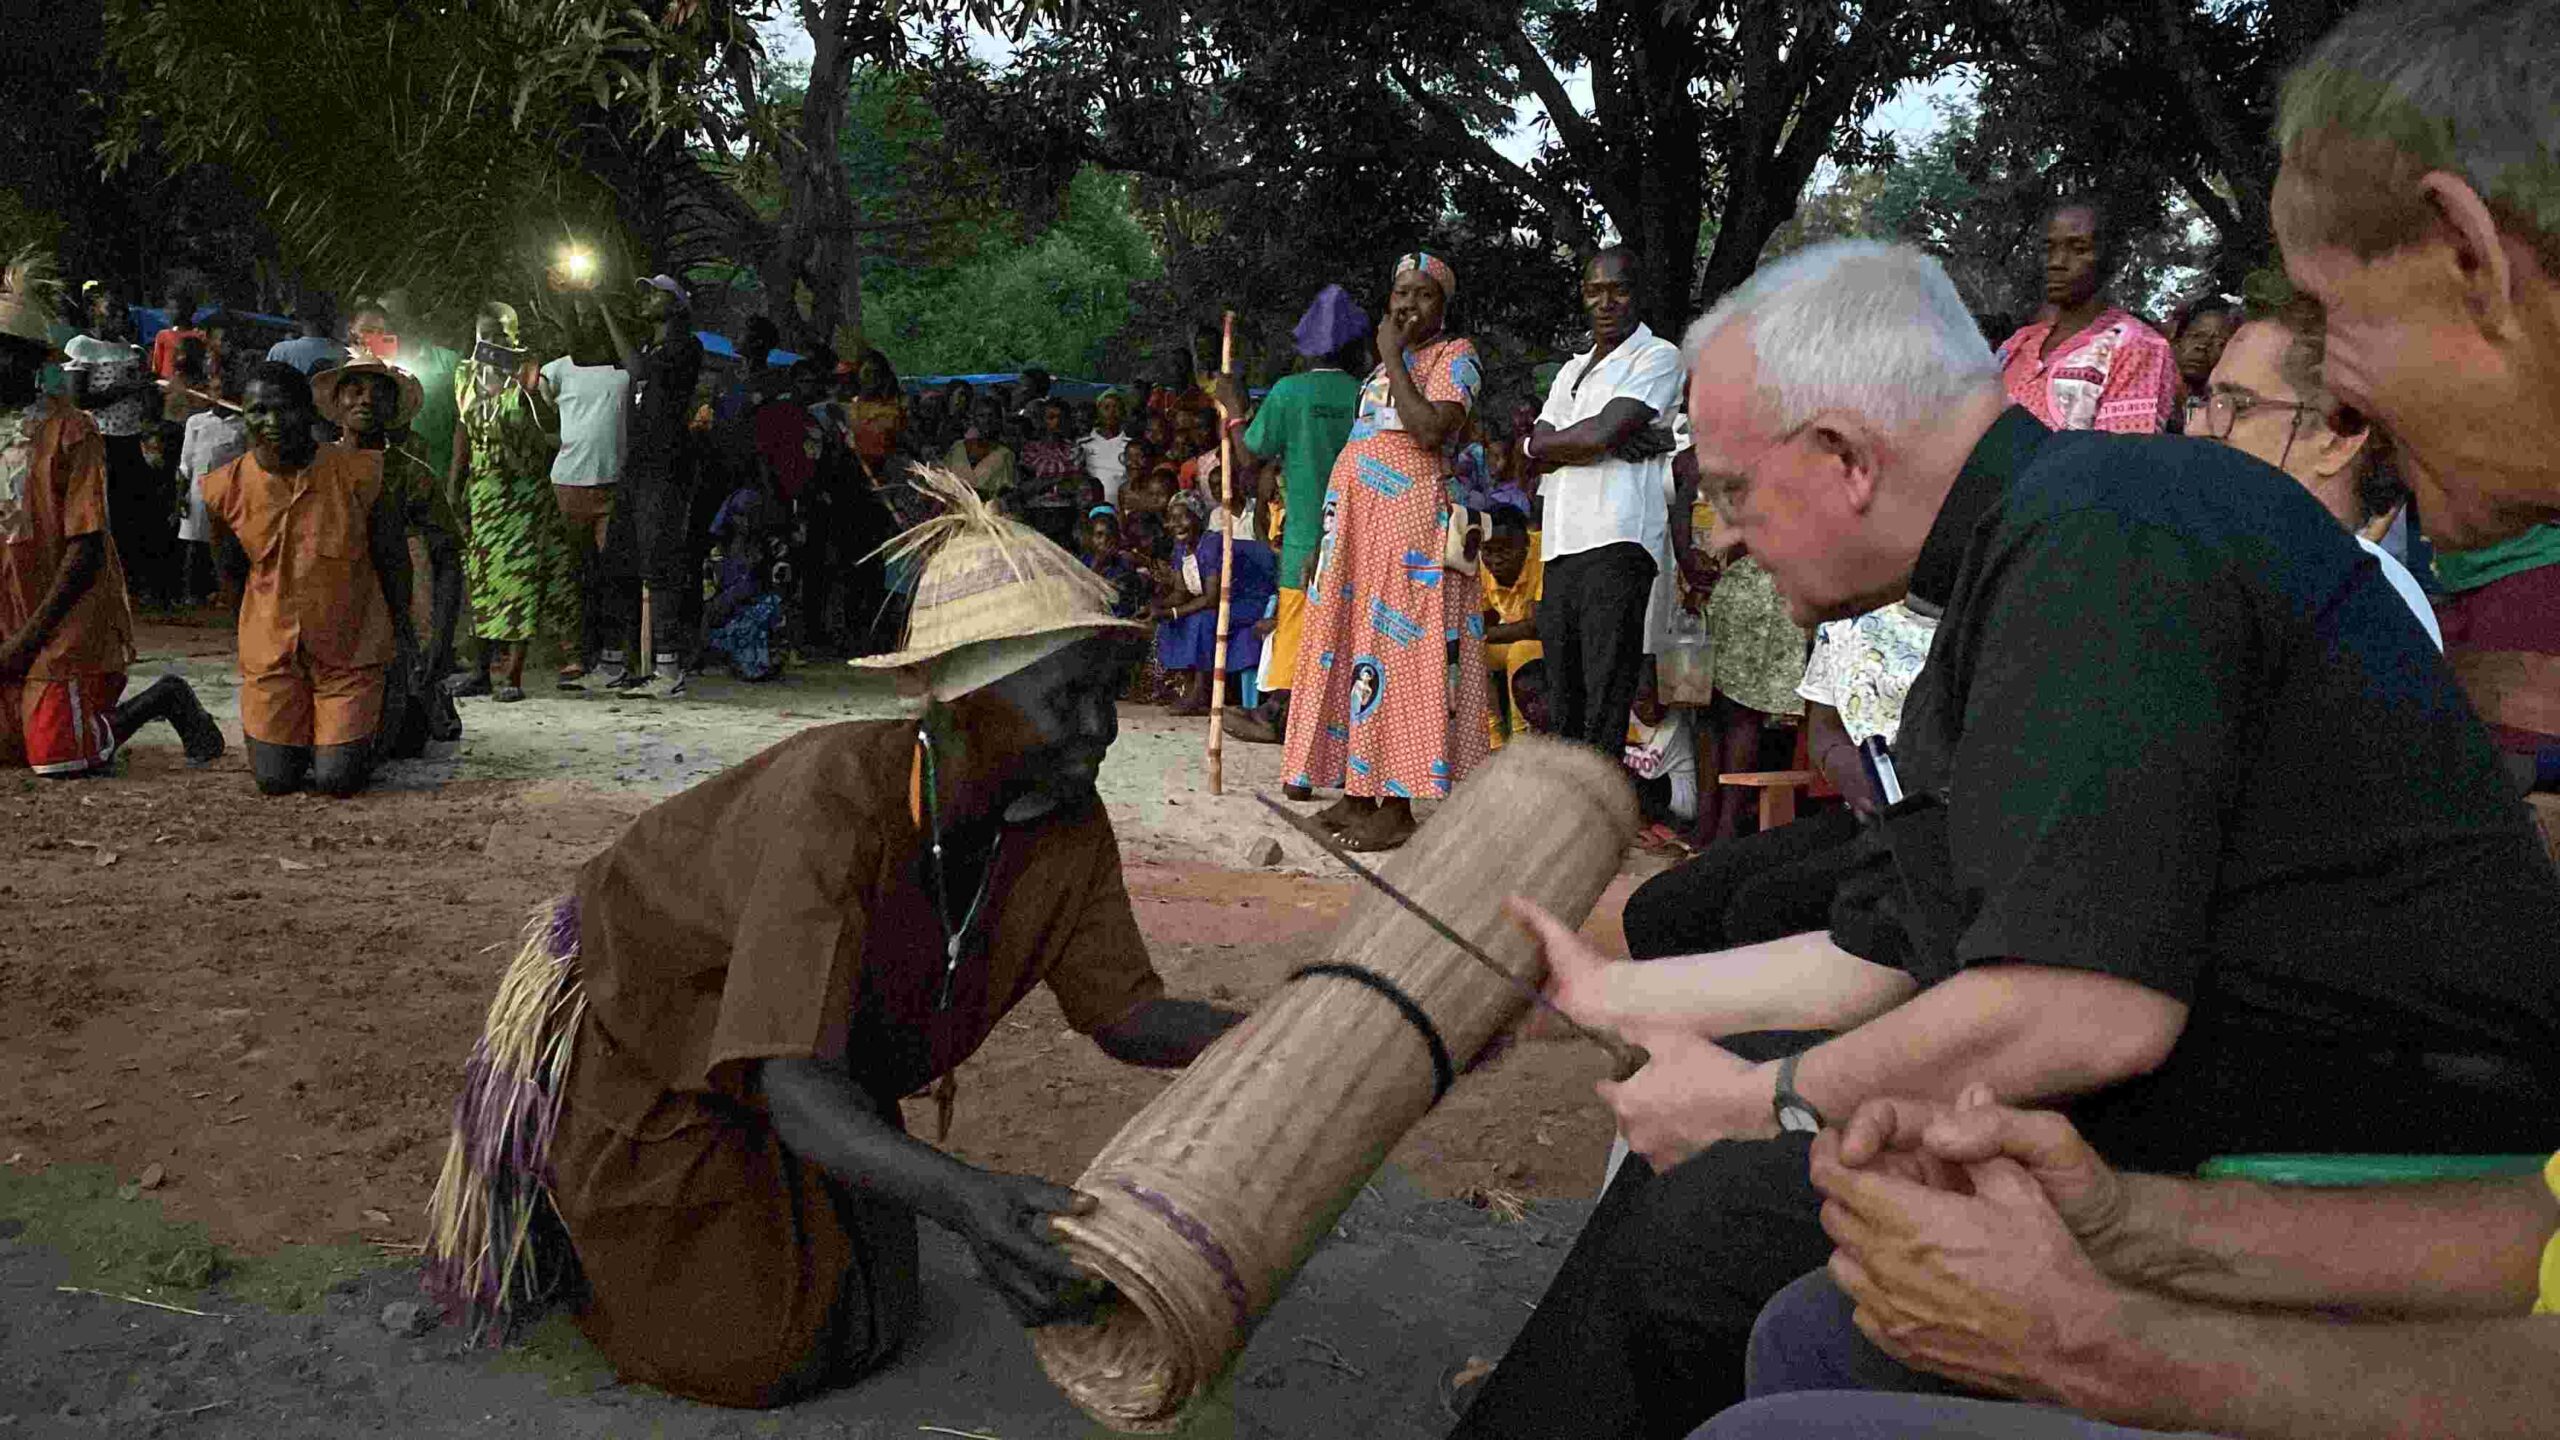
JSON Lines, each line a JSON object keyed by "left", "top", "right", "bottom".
{"left": 0, "top": 672, "right": 127, "bottom": 775}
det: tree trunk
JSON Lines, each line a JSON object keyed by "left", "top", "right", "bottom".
{"left": 777, "top": 0, "right": 866, "bottom": 357}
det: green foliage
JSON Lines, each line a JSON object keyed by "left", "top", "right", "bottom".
{"left": 1768, "top": 98, "right": 2204, "bottom": 329}
{"left": 98, "top": 0, "right": 767, "bottom": 337}
{"left": 865, "top": 167, "right": 1161, "bottom": 376}
{"left": 0, "top": 1162, "right": 408, "bottom": 1315}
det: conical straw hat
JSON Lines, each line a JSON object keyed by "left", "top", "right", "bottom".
{"left": 853, "top": 465, "right": 1144, "bottom": 697}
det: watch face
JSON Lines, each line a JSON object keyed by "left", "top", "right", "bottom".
{"left": 1778, "top": 1104, "right": 1822, "bottom": 1135}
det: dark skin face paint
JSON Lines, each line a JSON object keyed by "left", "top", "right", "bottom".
{"left": 241, "top": 378, "right": 320, "bottom": 473}
{"left": 955, "top": 634, "right": 1130, "bottom": 818}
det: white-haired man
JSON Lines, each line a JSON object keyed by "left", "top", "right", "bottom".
{"left": 1676, "top": 3, "right": 2560, "bottom": 1438}
{"left": 1449, "top": 232, "right": 2560, "bottom": 1440}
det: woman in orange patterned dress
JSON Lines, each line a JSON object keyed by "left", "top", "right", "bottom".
{"left": 1280, "top": 253, "right": 1490, "bottom": 851}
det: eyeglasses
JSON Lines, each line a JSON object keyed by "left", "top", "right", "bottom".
{"left": 2184, "top": 390, "right": 2317, "bottom": 442}
{"left": 1701, "top": 420, "right": 1814, "bottom": 526}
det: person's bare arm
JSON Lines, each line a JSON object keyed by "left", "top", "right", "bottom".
{"left": 1517, "top": 902, "right": 1917, "bottom": 1040}
{"left": 1815, "top": 1120, "right": 2560, "bottom": 1440}
{"left": 1833, "top": 1094, "right": 2556, "bottom": 1316}
{"left": 1806, "top": 702, "right": 1876, "bottom": 812}
{"left": 211, "top": 516, "right": 252, "bottom": 609}
{"left": 367, "top": 481, "right": 417, "bottom": 654}
{"left": 2055, "top": 1292, "right": 2560, "bottom": 1440}
{"left": 1530, "top": 396, "right": 1662, "bottom": 471}
{"left": 595, "top": 301, "right": 640, "bottom": 374}
{"left": 1379, "top": 343, "right": 1461, "bottom": 450}
{"left": 762, "top": 1057, "right": 1104, "bottom": 1325}
{"left": 0, "top": 534, "right": 103, "bottom": 680}
{"left": 1794, "top": 965, "right": 2187, "bottom": 1117}
{"left": 1089, "top": 997, "right": 1245, "bottom": 1069}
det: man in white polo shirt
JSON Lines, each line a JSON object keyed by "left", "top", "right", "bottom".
{"left": 540, "top": 322, "right": 632, "bottom": 686}
{"left": 1521, "top": 248, "right": 1685, "bottom": 751}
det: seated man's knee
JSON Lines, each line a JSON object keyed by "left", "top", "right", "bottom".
{"left": 1625, "top": 866, "right": 1723, "bottom": 960}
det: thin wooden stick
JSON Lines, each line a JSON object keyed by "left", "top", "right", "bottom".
{"left": 57, "top": 1286, "right": 221, "bottom": 1318}
{"left": 1207, "top": 311, "right": 1239, "bottom": 795}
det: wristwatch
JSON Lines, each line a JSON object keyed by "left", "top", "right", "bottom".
{"left": 1772, "top": 1053, "right": 1825, "bottom": 1135}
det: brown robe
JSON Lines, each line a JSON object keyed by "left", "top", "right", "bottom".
{"left": 549, "top": 719, "right": 1163, "bottom": 1406}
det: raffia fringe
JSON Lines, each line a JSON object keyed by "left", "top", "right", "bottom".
{"left": 422, "top": 897, "right": 587, "bottom": 1344}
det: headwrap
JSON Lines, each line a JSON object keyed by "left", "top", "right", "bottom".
{"left": 1293, "top": 284, "right": 1372, "bottom": 359}
{"left": 1393, "top": 252, "right": 1457, "bottom": 301}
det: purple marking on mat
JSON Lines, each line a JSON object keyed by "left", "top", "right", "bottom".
{"left": 1115, "top": 1180, "right": 1253, "bottom": 1330}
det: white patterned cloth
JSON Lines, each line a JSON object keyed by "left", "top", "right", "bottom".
{"left": 62, "top": 334, "right": 153, "bottom": 438}
{"left": 0, "top": 405, "right": 35, "bottom": 544}
{"left": 1795, "top": 600, "right": 1939, "bottom": 744}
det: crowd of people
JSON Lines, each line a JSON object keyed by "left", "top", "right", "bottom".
{"left": 15, "top": 0, "right": 2560, "bottom": 1434}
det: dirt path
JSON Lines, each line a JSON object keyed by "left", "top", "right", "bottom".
{"left": 0, "top": 616, "right": 1663, "bottom": 1435}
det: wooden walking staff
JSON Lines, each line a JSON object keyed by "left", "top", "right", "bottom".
{"left": 1206, "top": 310, "right": 1239, "bottom": 794}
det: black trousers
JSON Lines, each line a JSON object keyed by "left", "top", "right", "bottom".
{"left": 1537, "top": 541, "right": 1658, "bottom": 752}
{"left": 1623, "top": 808, "right": 1864, "bottom": 960}
{"left": 1454, "top": 1025, "right": 2560, "bottom": 1440}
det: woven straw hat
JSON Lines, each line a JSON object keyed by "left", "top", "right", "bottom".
{"left": 0, "top": 251, "right": 60, "bottom": 344}
{"left": 853, "top": 465, "right": 1144, "bottom": 699}
{"left": 315, "top": 356, "right": 427, "bottom": 430}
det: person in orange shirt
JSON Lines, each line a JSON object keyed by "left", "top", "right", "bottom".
{"left": 202, "top": 361, "right": 413, "bottom": 797}
{"left": 0, "top": 272, "right": 226, "bottom": 776}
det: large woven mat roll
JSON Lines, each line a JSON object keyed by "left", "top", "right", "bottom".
{"left": 1033, "top": 736, "right": 1637, "bottom": 1429}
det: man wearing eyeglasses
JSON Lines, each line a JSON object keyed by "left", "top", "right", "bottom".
{"left": 2187, "top": 289, "right": 2441, "bottom": 649}
{"left": 1447, "top": 237, "right": 2560, "bottom": 1440}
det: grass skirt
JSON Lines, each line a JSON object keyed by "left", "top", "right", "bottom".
{"left": 423, "top": 896, "right": 587, "bottom": 1343}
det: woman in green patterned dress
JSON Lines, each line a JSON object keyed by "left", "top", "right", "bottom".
{"left": 445, "top": 302, "right": 576, "bottom": 703}
{"left": 1699, "top": 525, "right": 1811, "bottom": 846}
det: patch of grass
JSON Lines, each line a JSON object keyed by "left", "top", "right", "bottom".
{"left": 0, "top": 1163, "right": 221, "bottom": 1297}
{"left": 0, "top": 1163, "right": 405, "bottom": 1314}
{"left": 222, "top": 1242, "right": 385, "bottom": 1313}
{"left": 491, "top": 1311, "right": 618, "bottom": 1396}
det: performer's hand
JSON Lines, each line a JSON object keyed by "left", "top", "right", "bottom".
{"left": 951, "top": 1171, "right": 1110, "bottom": 1327}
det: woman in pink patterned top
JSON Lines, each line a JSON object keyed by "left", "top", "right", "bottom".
{"left": 1994, "top": 197, "right": 2179, "bottom": 433}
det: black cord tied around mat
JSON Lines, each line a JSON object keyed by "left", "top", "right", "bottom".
{"left": 1289, "top": 961, "right": 1456, "bottom": 1102}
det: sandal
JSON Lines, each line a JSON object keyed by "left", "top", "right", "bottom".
{"left": 492, "top": 684, "right": 526, "bottom": 704}
{"left": 1314, "top": 797, "right": 1365, "bottom": 834}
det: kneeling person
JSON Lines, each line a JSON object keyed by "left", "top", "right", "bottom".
{"left": 0, "top": 310, "right": 224, "bottom": 774}
{"left": 204, "top": 363, "right": 409, "bottom": 797}
{"left": 426, "top": 473, "right": 1244, "bottom": 1407}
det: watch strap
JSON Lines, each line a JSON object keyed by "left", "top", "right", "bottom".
{"left": 1773, "top": 1051, "right": 1825, "bottom": 1132}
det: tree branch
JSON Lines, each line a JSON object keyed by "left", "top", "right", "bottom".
{"left": 1474, "top": 1, "right": 1632, "bottom": 224}
{"left": 1390, "top": 63, "right": 1598, "bottom": 253}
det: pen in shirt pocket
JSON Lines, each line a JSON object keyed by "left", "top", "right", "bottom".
{"left": 1859, "top": 735, "right": 1906, "bottom": 807}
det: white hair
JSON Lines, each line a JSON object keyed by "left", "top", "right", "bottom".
{"left": 1682, "top": 241, "right": 1998, "bottom": 439}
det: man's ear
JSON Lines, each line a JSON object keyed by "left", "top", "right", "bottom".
{"left": 2310, "top": 405, "right": 2377, "bottom": 481}
{"left": 2422, "top": 171, "right": 2522, "bottom": 341}
{"left": 1807, "top": 417, "right": 1882, "bottom": 515}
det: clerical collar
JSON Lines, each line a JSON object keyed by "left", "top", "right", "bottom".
{"left": 1908, "top": 406, "right": 2049, "bottom": 609}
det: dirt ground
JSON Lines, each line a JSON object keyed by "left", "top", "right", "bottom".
{"left": 0, "top": 616, "right": 1660, "bottom": 1436}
